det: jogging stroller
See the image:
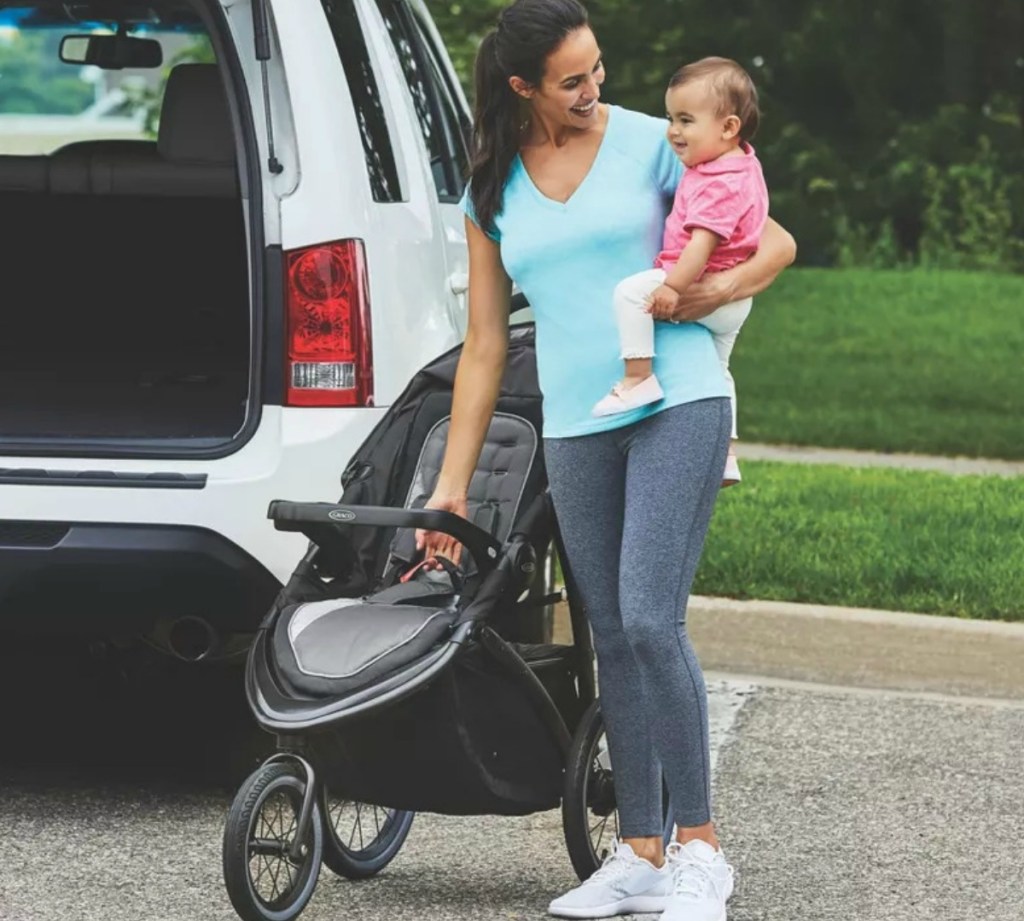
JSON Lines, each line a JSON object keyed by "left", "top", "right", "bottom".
{"left": 221, "top": 326, "right": 672, "bottom": 921}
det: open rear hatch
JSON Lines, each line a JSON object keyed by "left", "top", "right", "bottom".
{"left": 0, "top": 1, "right": 257, "bottom": 455}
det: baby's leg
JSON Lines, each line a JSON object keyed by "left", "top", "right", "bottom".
{"left": 593, "top": 270, "right": 668, "bottom": 417}
{"left": 614, "top": 269, "right": 667, "bottom": 373}
{"left": 699, "top": 298, "right": 753, "bottom": 440}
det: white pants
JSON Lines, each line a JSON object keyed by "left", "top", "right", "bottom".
{"left": 613, "top": 268, "right": 752, "bottom": 439}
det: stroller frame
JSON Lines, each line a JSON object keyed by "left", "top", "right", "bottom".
{"left": 222, "top": 328, "right": 670, "bottom": 921}
{"left": 247, "top": 500, "right": 595, "bottom": 853}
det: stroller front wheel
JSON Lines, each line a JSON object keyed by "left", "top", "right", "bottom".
{"left": 223, "top": 763, "right": 324, "bottom": 921}
{"left": 320, "top": 791, "right": 414, "bottom": 879}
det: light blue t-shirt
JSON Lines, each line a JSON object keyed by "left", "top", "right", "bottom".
{"left": 462, "top": 105, "right": 729, "bottom": 439}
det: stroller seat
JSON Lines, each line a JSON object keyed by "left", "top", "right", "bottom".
{"left": 270, "top": 412, "right": 539, "bottom": 700}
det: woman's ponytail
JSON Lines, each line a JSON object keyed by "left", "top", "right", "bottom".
{"left": 468, "top": 0, "right": 589, "bottom": 237}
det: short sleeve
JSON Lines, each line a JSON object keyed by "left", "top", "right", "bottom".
{"left": 682, "top": 177, "right": 743, "bottom": 241}
{"left": 652, "top": 136, "right": 684, "bottom": 199}
{"left": 459, "top": 186, "right": 501, "bottom": 243}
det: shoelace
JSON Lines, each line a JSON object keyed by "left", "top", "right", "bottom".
{"left": 587, "top": 843, "right": 643, "bottom": 886}
{"left": 665, "top": 843, "right": 733, "bottom": 900}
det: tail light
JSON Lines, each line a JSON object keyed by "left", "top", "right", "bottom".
{"left": 285, "top": 239, "right": 374, "bottom": 407}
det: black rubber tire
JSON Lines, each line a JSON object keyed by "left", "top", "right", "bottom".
{"left": 223, "top": 763, "right": 324, "bottom": 921}
{"left": 562, "top": 700, "right": 672, "bottom": 882}
{"left": 320, "top": 792, "right": 415, "bottom": 880}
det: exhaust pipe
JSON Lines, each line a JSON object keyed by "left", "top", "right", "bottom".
{"left": 166, "top": 615, "right": 219, "bottom": 663}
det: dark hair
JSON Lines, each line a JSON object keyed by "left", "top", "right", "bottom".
{"left": 469, "top": 0, "right": 590, "bottom": 235}
{"left": 669, "top": 57, "right": 761, "bottom": 143}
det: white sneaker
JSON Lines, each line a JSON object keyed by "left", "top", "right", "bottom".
{"left": 592, "top": 375, "right": 665, "bottom": 417}
{"left": 662, "top": 840, "right": 735, "bottom": 921}
{"left": 722, "top": 454, "right": 741, "bottom": 487}
{"left": 548, "top": 841, "right": 673, "bottom": 918}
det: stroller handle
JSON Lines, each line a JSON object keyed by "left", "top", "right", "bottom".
{"left": 268, "top": 500, "right": 504, "bottom": 568}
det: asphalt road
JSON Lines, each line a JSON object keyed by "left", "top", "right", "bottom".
{"left": 2, "top": 634, "right": 1022, "bottom": 921}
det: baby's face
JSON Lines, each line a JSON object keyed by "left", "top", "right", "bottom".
{"left": 665, "top": 80, "right": 736, "bottom": 168}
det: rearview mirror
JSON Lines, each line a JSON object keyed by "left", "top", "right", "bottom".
{"left": 59, "top": 34, "right": 163, "bottom": 69}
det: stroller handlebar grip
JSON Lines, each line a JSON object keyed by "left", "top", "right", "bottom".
{"left": 268, "top": 500, "right": 504, "bottom": 564}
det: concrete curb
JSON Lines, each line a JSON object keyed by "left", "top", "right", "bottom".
{"left": 686, "top": 595, "right": 1024, "bottom": 702}
{"left": 689, "top": 594, "right": 1024, "bottom": 636}
{"left": 737, "top": 442, "right": 1024, "bottom": 477}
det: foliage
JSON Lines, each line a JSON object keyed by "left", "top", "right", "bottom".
{"left": 0, "top": 31, "right": 92, "bottom": 114}
{"left": 696, "top": 461, "right": 1024, "bottom": 621}
{"left": 731, "top": 268, "right": 1024, "bottom": 459}
{"left": 427, "top": 0, "right": 1024, "bottom": 272}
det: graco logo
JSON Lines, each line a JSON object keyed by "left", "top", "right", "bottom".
{"left": 328, "top": 509, "right": 357, "bottom": 522}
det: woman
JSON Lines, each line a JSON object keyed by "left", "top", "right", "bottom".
{"left": 416, "top": 2, "right": 795, "bottom": 918}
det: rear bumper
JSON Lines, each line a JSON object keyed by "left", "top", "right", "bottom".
{"left": 0, "top": 521, "right": 280, "bottom": 637}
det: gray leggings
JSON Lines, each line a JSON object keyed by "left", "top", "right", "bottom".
{"left": 545, "top": 398, "right": 731, "bottom": 835}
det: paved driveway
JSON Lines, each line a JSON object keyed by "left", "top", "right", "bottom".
{"left": 2, "top": 652, "right": 1021, "bottom": 921}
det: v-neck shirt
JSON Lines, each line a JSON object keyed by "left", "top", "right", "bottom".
{"left": 462, "top": 105, "right": 729, "bottom": 439}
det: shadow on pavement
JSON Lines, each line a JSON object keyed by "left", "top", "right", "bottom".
{"left": 0, "top": 632, "right": 269, "bottom": 790}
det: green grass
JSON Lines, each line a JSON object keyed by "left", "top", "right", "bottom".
{"left": 694, "top": 461, "right": 1024, "bottom": 621}
{"left": 732, "top": 268, "right": 1024, "bottom": 459}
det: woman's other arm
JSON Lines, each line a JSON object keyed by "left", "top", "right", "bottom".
{"left": 650, "top": 218, "right": 797, "bottom": 322}
{"left": 415, "top": 217, "right": 512, "bottom": 564}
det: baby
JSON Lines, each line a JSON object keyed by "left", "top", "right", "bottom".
{"left": 593, "top": 56, "right": 768, "bottom": 485}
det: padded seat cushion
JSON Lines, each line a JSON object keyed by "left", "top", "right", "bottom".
{"left": 273, "top": 576, "right": 459, "bottom": 697}
{"left": 389, "top": 412, "right": 538, "bottom": 569}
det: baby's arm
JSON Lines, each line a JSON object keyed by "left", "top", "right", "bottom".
{"left": 663, "top": 230, "right": 719, "bottom": 295}
{"left": 647, "top": 230, "right": 719, "bottom": 318}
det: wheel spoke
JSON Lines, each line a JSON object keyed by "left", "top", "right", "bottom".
{"left": 347, "top": 807, "right": 359, "bottom": 849}
{"left": 590, "top": 813, "right": 610, "bottom": 856}
{"left": 243, "top": 782, "right": 311, "bottom": 908}
{"left": 267, "top": 852, "right": 284, "bottom": 900}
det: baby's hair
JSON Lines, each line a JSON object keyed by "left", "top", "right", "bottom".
{"left": 669, "top": 56, "right": 760, "bottom": 142}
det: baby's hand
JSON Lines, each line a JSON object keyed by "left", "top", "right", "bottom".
{"left": 646, "top": 284, "right": 682, "bottom": 321}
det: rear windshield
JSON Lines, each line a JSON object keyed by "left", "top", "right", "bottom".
{"left": 0, "top": 4, "right": 212, "bottom": 155}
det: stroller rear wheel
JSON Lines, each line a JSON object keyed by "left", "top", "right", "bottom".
{"left": 320, "top": 791, "right": 414, "bottom": 879}
{"left": 562, "top": 700, "right": 673, "bottom": 881}
{"left": 223, "top": 763, "right": 324, "bottom": 921}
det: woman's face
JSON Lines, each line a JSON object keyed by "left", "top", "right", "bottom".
{"left": 518, "top": 27, "right": 605, "bottom": 128}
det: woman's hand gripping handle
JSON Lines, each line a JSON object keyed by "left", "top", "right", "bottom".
{"left": 415, "top": 492, "right": 469, "bottom": 569}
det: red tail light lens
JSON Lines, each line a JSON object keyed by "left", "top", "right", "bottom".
{"left": 285, "top": 239, "right": 374, "bottom": 407}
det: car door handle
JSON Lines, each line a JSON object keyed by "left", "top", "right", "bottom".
{"left": 449, "top": 271, "right": 469, "bottom": 295}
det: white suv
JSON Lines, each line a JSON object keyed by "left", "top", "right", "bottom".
{"left": 0, "top": 0, "right": 477, "bottom": 661}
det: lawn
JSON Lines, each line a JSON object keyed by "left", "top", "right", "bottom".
{"left": 732, "top": 268, "right": 1024, "bottom": 459}
{"left": 694, "top": 461, "right": 1024, "bottom": 621}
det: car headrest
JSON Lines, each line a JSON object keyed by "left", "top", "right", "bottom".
{"left": 157, "top": 63, "right": 234, "bottom": 166}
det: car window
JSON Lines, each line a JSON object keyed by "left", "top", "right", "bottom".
{"left": 0, "top": 18, "right": 212, "bottom": 156}
{"left": 320, "top": 0, "right": 404, "bottom": 203}
{"left": 374, "top": 0, "right": 467, "bottom": 201}
{"left": 416, "top": 29, "right": 469, "bottom": 190}
{"left": 407, "top": 6, "right": 471, "bottom": 177}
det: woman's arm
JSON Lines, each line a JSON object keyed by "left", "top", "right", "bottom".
{"left": 653, "top": 217, "right": 797, "bottom": 322}
{"left": 416, "top": 217, "right": 512, "bottom": 565}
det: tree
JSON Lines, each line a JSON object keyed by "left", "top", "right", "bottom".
{"left": 426, "top": 0, "right": 1023, "bottom": 270}
{"left": 0, "top": 31, "right": 93, "bottom": 114}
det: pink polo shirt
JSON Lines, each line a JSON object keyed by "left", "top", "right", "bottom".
{"left": 655, "top": 142, "right": 769, "bottom": 277}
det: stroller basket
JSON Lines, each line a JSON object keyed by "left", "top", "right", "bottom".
{"left": 304, "top": 640, "right": 578, "bottom": 815}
